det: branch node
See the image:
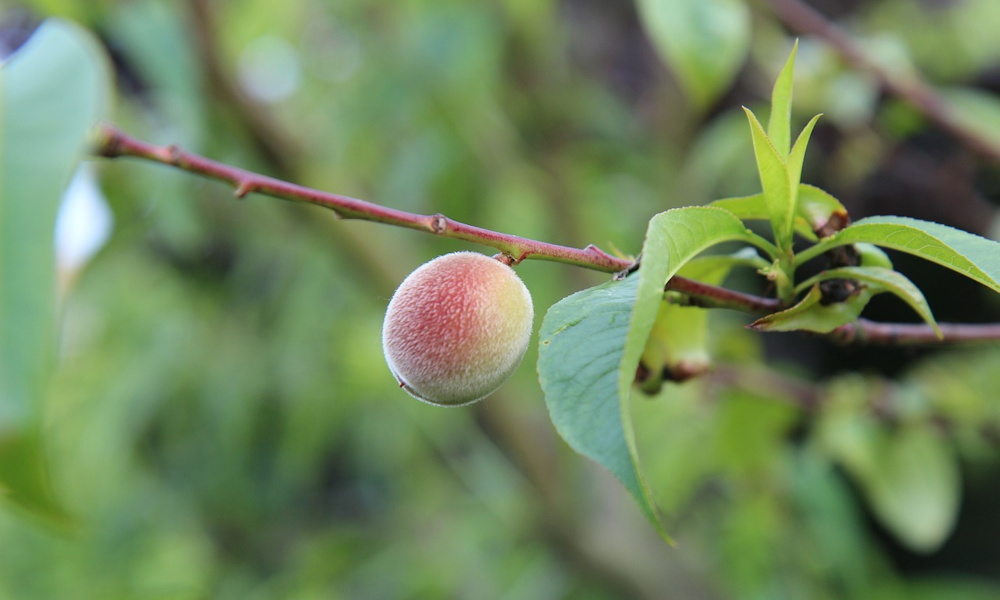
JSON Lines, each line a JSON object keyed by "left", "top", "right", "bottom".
{"left": 234, "top": 181, "right": 255, "bottom": 198}
{"left": 584, "top": 244, "right": 614, "bottom": 260}
{"left": 430, "top": 214, "right": 448, "bottom": 234}
{"left": 492, "top": 253, "right": 516, "bottom": 266}
{"left": 95, "top": 124, "right": 121, "bottom": 158}
{"left": 160, "top": 144, "right": 183, "bottom": 164}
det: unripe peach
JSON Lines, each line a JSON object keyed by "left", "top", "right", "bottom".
{"left": 382, "top": 251, "right": 534, "bottom": 406}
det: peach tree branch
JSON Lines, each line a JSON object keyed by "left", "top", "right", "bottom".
{"left": 94, "top": 124, "right": 751, "bottom": 305}
{"left": 831, "top": 319, "right": 1000, "bottom": 345}
{"left": 96, "top": 124, "right": 630, "bottom": 271}
{"left": 93, "top": 124, "right": 1000, "bottom": 344}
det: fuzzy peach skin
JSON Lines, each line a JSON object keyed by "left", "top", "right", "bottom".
{"left": 381, "top": 252, "right": 534, "bottom": 406}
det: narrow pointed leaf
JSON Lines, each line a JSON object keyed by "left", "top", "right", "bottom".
{"left": 767, "top": 41, "right": 799, "bottom": 157}
{"left": 786, "top": 114, "right": 822, "bottom": 229}
{"left": 744, "top": 108, "right": 794, "bottom": 249}
{"left": 750, "top": 285, "right": 873, "bottom": 333}
{"left": 800, "top": 216, "right": 1000, "bottom": 294}
{"left": 797, "top": 266, "right": 941, "bottom": 337}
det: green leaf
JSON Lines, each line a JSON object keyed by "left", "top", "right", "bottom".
{"left": 709, "top": 193, "right": 769, "bottom": 224}
{"left": 637, "top": 301, "right": 711, "bottom": 394}
{"left": 623, "top": 207, "right": 765, "bottom": 396}
{"left": 539, "top": 207, "right": 758, "bottom": 540}
{"left": 822, "top": 408, "right": 960, "bottom": 553}
{"left": 750, "top": 284, "right": 873, "bottom": 334}
{"left": 0, "top": 430, "right": 69, "bottom": 526}
{"left": 786, "top": 114, "right": 821, "bottom": 223}
{"left": 767, "top": 41, "right": 798, "bottom": 157}
{"left": 796, "top": 266, "right": 941, "bottom": 337}
{"left": 636, "top": 0, "right": 750, "bottom": 108}
{"left": 0, "top": 19, "right": 108, "bottom": 519}
{"left": 857, "top": 243, "right": 893, "bottom": 269}
{"left": 744, "top": 108, "right": 794, "bottom": 249}
{"left": 623, "top": 208, "right": 759, "bottom": 523}
{"left": 797, "top": 184, "right": 847, "bottom": 236}
{"left": 819, "top": 379, "right": 961, "bottom": 553}
{"left": 711, "top": 183, "right": 847, "bottom": 241}
{"left": 538, "top": 276, "right": 663, "bottom": 529}
{"left": 798, "top": 216, "right": 1000, "bottom": 294}
{"left": 865, "top": 425, "right": 961, "bottom": 552}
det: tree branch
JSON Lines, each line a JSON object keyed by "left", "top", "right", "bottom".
{"left": 831, "top": 318, "right": 1000, "bottom": 345}
{"left": 93, "top": 124, "right": 1000, "bottom": 344}
{"left": 93, "top": 124, "right": 765, "bottom": 307}
{"left": 765, "top": 0, "right": 1000, "bottom": 163}
{"left": 96, "top": 124, "right": 632, "bottom": 271}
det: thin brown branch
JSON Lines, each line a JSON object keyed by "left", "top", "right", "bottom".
{"left": 831, "top": 318, "right": 1000, "bottom": 345}
{"left": 188, "top": 0, "right": 300, "bottom": 176}
{"left": 766, "top": 0, "right": 1000, "bottom": 164}
{"left": 96, "top": 124, "right": 631, "bottom": 271}
{"left": 93, "top": 123, "right": 769, "bottom": 310}
{"left": 668, "top": 278, "right": 781, "bottom": 312}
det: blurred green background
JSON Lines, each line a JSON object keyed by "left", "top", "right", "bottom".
{"left": 3, "top": 0, "right": 1000, "bottom": 598}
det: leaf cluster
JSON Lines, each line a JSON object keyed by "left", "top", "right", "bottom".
{"left": 538, "top": 45, "right": 1000, "bottom": 546}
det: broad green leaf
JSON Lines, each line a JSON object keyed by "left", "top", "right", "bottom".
{"left": 798, "top": 216, "right": 1000, "bottom": 294}
{"left": 820, "top": 380, "right": 961, "bottom": 552}
{"left": 709, "top": 193, "right": 767, "bottom": 220}
{"left": 538, "top": 276, "right": 664, "bottom": 530}
{"left": 796, "top": 266, "right": 941, "bottom": 337}
{"left": 789, "top": 452, "right": 869, "bottom": 586}
{"left": 767, "top": 41, "right": 798, "bottom": 157}
{"left": 623, "top": 207, "right": 765, "bottom": 397}
{"left": 857, "top": 243, "right": 893, "bottom": 269}
{"left": 636, "top": 0, "right": 750, "bottom": 108}
{"left": 623, "top": 207, "right": 760, "bottom": 529}
{"left": 823, "top": 409, "right": 960, "bottom": 553}
{"left": 750, "top": 284, "right": 873, "bottom": 334}
{"left": 540, "top": 207, "right": 759, "bottom": 539}
{"left": 864, "top": 425, "right": 961, "bottom": 552}
{"left": 744, "top": 108, "right": 794, "bottom": 249}
{"left": 0, "top": 19, "right": 108, "bottom": 519}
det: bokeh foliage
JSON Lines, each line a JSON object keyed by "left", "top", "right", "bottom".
{"left": 3, "top": 0, "right": 1000, "bottom": 598}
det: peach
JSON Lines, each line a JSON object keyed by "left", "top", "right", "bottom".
{"left": 382, "top": 252, "right": 534, "bottom": 406}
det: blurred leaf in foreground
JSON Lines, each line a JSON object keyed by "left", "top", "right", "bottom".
{"left": 0, "top": 18, "right": 108, "bottom": 520}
